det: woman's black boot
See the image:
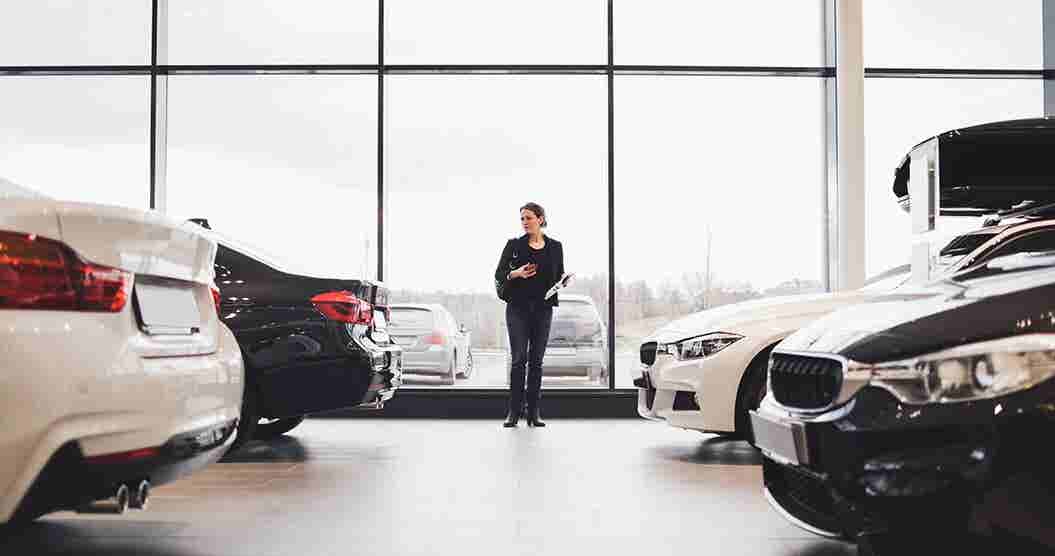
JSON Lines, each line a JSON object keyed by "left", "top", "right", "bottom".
{"left": 503, "top": 408, "right": 520, "bottom": 428}
{"left": 526, "top": 406, "right": 546, "bottom": 427}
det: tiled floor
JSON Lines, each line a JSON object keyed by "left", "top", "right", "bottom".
{"left": 0, "top": 419, "right": 855, "bottom": 556}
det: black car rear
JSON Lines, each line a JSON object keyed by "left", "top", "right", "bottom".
{"left": 211, "top": 239, "right": 402, "bottom": 446}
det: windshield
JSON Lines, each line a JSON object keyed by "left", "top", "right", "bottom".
{"left": 859, "top": 264, "right": 910, "bottom": 292}
{"left": 550, "top": 301, "right": 602, "bottom": 342}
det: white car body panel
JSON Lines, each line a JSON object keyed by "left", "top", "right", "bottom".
{"left": 0, "top": 200, "right": 243, "bottom": 523}
{"left": 638, "top": 291, "right": 883, "bottom": 433}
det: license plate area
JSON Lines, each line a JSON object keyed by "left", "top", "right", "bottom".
{"left": 750, "top": 410, "right": 809, "bottom": 466}
{"left": 135, "top": 281, "right": 202, "bottom": 336}
{"left": 546, "top": 347, "right": 576, "bottom": 356}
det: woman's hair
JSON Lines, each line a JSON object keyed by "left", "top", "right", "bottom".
{"left": 520, "top": 202, "right": 547, "bottom": 228}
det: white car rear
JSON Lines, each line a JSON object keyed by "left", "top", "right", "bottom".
{"left": 0, "top": 200, "right": 243, "bottom": 523}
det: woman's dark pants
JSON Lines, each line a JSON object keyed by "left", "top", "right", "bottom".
{"left": 506, "top": 302, "right": 553, "bottom": 417}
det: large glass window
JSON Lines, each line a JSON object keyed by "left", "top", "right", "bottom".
{"left": 0, "top": 76, "right": 149, "bottom": 208}
{"left": 167, "top": 0, "right": 378, "bottom": 64}
{"left": 614, "top": 75, "right": 826, "bottom": 387}
{"left": 864, "top": 78, "right": 1043, "bottom": 276}
{"left": 864, "top": 0, "right": 1042, "bottom": 69}
{"left": 165, "top": 75, "right": 378, "bottom": 278}
{"left": 385, "top": 76, "right": 608, "bottom": 388}
{"left": 385, "top": 0, "right": 605, "bottom": 64}
{"left": 615, "top": 0, "right": 825, "bottom": 67}
{"left": 0, "top": 1, "right": 150, "bottom": 66}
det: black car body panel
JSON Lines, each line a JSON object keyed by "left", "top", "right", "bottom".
{"left": 782, "top": 265, "right": 1055, "bottom": 362}
{"left": 214, "top": 243, "right": 401, "bottom": 419}
{"left": 893, "top": 118, "right": 1055, "bottom": 211}
{"left": 759, "top": 263, "right": 1055, "bottom": 544}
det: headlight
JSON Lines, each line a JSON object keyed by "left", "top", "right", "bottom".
{"left": 862, "top": 334, "right": 1055, "bottom": 404}
{"left": 658, "top": 332, "right": 742, "bottom": 361}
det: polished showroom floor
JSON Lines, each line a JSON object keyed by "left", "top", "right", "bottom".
{"left": 1, "top": 419, "right": 856, "bottom": 556}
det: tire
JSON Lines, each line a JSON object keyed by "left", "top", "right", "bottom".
{"left": 254, "top": 416, "right": 305, "bottom": 440}
{"left": 455, "top": 349, "right": 468, "bottom": 379}
{"left": 443, "top": 356, "right": 457, "bottom": 385}
{"left": 458, "top": 349, "right": 475, "bottom": 379}
{"left": 230, "top": 383, "right": 259, "bottom": 452}
{"left": 734, "top": 345, "right": 775, "bottom": 446}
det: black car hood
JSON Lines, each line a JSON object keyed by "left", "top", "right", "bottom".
{"left": 892, "top": 118, "right": 1055, "bottom": 211}
{"left": 778, "top": 265, "right": 1055, "bottom": 364}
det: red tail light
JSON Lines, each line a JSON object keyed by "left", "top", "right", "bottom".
{"left": 0, "top": 231, "right": 130, "bottom": 312}
{"left": 85, "top": 446, "right": 160, "bottom": 465}
{"left": 424, "top": 331, "right": 446, "bottom": 345}
{"left": 210, "top": 285, "right": 222, "bottom": 316}
{"left": 310, "top": 290, "right": 373, "bottom": 325}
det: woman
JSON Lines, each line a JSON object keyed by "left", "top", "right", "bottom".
{"left": 494, "top": 202, "right": 564, "bottom": 428}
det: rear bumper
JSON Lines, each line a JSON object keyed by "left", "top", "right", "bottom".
{"left": 10, "top": 419, "right": 237, "bottom": 522}
{"left": 354, "top": 344, "right": 402, "bottom": 410}
{"left": 0, "top": 310, "right": 244, "bottom": 524}
{"left": 542, "top": 347, "right": 606, "bottom": 376}
{"left": 257, "top": 336, "right": 403, "bottom": 417}
{"left": 400, "top": 348, "right": 452, "bottom": 375}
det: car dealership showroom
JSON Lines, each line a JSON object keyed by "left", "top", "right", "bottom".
{"left": 5, "top": 1, "right": 1055, "bottom": 555}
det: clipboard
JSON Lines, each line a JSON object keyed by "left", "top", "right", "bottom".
{"left": 545, "top": 272, "right": 574, "bottom": 300}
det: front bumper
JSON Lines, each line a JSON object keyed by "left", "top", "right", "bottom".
{"left": 754, "top": 378, "right": 1055, "bottom": 539}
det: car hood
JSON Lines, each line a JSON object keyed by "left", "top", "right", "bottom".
{"left": 779, "top": 265, "right": 1055, "bottom": 363}
{"left": 645, "top": 291, "right": 886, "bottom": 344}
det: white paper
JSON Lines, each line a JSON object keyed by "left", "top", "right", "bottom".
{"left": 544, "top": 272, "right": 574, "bottom": 300}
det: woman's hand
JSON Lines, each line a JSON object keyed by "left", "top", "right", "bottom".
{"left": 510, "top": 263, "right": 537, "bottom": 279}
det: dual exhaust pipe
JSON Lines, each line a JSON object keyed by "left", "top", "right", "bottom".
{"left": 77, "top": 480, "right": 150, "bottom": 515}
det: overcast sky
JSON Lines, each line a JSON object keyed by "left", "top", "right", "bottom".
{"left": 0, "top": 0, "right": 1045, "bottom": 290}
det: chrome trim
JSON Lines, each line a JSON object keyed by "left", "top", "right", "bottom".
{"left": 758, "top": 396, "right": 856, "bottom": 423}
{"left": 762, "top": 487, "right": 845, "bottom": 540}
{"left": 768, "top": 350, "right": 869, "bottom": 414}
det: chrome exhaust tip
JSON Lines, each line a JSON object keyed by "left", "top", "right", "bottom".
{"left": 129, "top": 480, "right": 151, "bottom": 510}
{"left": 77, "top": 483, "right": 130, "bottom": 515}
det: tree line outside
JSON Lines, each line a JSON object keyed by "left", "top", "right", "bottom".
{"left": 391, "top": 272, "right": 822, "bottom": 351}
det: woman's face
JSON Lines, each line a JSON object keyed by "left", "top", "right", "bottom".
{"left": 521, "top": 209, "right": 543, "bottom": 235}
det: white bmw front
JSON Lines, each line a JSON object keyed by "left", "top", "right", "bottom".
{"left": 635, "top": 292, "right": 882, "bottom": 438}
{"left": 0, "top": 199, "right": 244, "bottom": 524}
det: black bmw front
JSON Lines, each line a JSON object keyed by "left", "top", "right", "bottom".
{"left": 752, "top": 255, "right": 1055, "bottom": 550}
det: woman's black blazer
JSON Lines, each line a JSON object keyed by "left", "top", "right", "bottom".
{"left": 494, "top": 234, "right": 564, "bottom": 307}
